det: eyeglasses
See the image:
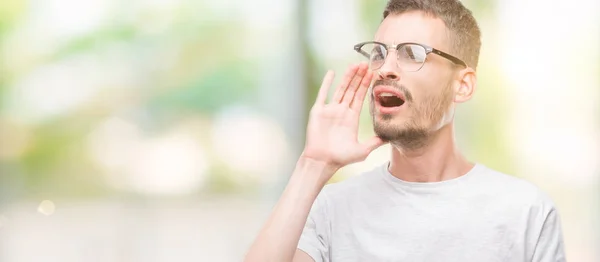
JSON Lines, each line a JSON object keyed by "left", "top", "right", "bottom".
{"left": 353, "top": 41, "right": 468, "bottom": 72}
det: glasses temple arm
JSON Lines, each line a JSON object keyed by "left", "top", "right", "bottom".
{"left": 354, "top": 45, "right": 371, "bottom": 58}
{"left": 431, "top": 49, "right": 467, "bottom": 67}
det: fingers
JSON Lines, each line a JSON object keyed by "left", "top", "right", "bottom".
{"left": 320, "top": 63, "right": 369, "bottom": 107}
{"left": 314, "top": 70, "right": 335, "bottom": 106}
{"left": 350, "top": 70, "right": 374, "bottom": 112}
{"left": 332, "top": 64, "right": 359, "bottom": 103}
{"left": 341, "top": 63, "right": 369, "bottom": 105}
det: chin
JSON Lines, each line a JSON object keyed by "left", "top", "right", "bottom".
{"left": 374, "top": 123, "right": 429, "bottom": 147}
{"left": 373, "top": 116, "right": 411, "bottom": 137}
{"left": 372, "top": 113, "right": 443, "bottom": 147}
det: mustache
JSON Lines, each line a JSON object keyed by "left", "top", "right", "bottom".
{"left": 372, "top": 80, "right": 413, "bottom": 102}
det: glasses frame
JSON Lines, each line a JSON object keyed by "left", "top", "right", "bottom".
{"left": 353, "top": 41, "right": 468, "bottom": 71}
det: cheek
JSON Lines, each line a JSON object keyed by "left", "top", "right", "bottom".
{"left": 408, "top": 73, "right": 453, "bottom": 102}
{"left": 406, "top": 80, "right": 436, "bottom": 104}
{"left": 411, "top": 83, "right": 454, "bottom": 119}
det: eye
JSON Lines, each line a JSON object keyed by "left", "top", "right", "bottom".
{"left": 399, "top": 44, "right": 426, "bottom": 63}
{"left": 370, "top": 45, "right": 386, "bottom": 60}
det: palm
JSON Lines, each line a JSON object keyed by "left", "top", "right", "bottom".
{"left": 306, "top": 104, "right": 361, "bottom": 164}
{"left": 302, "top": 63, "right": 386, "bottom": 169}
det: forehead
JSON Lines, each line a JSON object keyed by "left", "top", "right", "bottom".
{"left": 375, "top": 11, "right": 450, "bottom": 50}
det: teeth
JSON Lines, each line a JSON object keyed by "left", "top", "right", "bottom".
{"left": 379, "top": 92, "right": 396, "bottom": 97}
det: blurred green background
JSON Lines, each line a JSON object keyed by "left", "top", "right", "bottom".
{"left": 0, "top": 0, "right": 598, "bottom": 261}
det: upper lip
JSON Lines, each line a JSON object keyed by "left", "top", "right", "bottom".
{"left": 373, "top": 85, "right": 406, "bottom": 102}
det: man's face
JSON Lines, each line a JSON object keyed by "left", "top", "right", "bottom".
{"left": 369, "top": 11, "right": 458, "bottom": 146}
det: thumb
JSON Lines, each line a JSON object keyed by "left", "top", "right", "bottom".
{"left": 362, "top": 136, "right": 387, "bottom": 155}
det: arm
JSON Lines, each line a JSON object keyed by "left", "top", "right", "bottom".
{"left": 245, "top": 157, "right": 335, "bottom": 262}
{"left": 530, "top": 207, "right": 566, "bottom": 262}
{"left": 244, "top": 63, "right": 385, "bottom": 262}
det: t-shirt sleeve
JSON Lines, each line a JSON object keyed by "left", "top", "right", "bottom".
{"left": 529, "top": 197, "right": 567, "bottom": 262}
{"left": 297, "top": 190, "right": 330, "bottom": 262}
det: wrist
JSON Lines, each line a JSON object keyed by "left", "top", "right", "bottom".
{"left": 293, "top": 155, "right": 340, "bottom": 188}
{"left": 298, "top": 154, "right": 340, "bottom": 173}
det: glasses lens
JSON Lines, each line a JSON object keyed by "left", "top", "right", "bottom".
{"left": 360, "top": 43, "right": 387, "bottom": 70}
{"left": 398, "top": 44, "right": 427, "bottom": 71}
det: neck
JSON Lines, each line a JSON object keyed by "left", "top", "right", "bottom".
{"left": 388, "top": 123, "right": 473, "bottom": 183}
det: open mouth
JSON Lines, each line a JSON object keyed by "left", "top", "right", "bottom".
{"left": 378, "top": 92, "right": 405, "bottom": 107}
{"left": 374, "top": 87, "right": 406, "bottom": 109}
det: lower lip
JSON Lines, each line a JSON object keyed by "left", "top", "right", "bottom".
{"left": 375, "top": 101, "right": 406, "bottom": 114}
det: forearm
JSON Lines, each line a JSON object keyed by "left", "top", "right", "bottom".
{"left": 244, "top": 157, "right": 337, "bottom": 262}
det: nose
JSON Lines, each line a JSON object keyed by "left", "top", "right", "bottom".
{"left": 378, "top": 68, "right": 400, "bottom": 80}
{"left": 376, "top": 50, "right": 400, "bottom": 80}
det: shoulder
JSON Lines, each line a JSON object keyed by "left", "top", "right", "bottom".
{"left": 476, "top": 166, "right": 566, "bottom": 259}
{"left": 474, "top": 164, "right": 557, "bottom": 212}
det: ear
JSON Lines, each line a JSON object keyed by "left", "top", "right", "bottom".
{"left": 454, "top": 67, "right": 477, "bottom": 103}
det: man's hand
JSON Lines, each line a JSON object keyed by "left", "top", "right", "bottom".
{"left": 302, "top": 62, "right": 387, "bottom": 174}
{"left": 244, "top": 63, "right": 386, "bottom": 262}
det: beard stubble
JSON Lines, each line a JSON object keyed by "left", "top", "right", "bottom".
{"left": 370, "top": 79, "right": 454, "bottom": 151}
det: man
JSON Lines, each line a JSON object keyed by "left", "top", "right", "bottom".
{"left": 245, "top": 0, "right": 566, "bottom": 261}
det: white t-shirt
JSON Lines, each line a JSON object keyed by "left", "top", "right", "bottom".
{"left": 298, "top": 162, "right": 566, "bottom": 262}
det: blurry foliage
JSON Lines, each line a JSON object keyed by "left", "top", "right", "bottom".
{"left": 0, "top": 0, "right": 27, "bottom": 111}
{"left": 147, "top": 60, "right": 258, "bottom": 118}
{"left": 358, "top": 0, "right": 386, "bottom": 34}
{"left": 0, "top": 1, "right": 260, "bottom": 198}
{"left": 50, "top": 26, "right": 139, "bottom": 61}
{"left": 0, "top": 0, "right": 25, "bottom": 34}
